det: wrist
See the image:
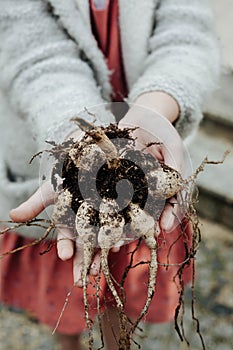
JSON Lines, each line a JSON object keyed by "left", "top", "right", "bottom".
{"left": 134, "top": 91, "right": 180, "bottom": 124}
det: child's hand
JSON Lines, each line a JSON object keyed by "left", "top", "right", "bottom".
{"left": 119, "top": 91, "right": 183, "bottom": 232}
{"left": 9, "top": 181, "right": 101, "bottom": 287}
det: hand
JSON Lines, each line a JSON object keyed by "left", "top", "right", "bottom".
{"left": 9, "top": 127, "right": 99, "bottom": 287}
{"left": 119, "top": 91, "right": 183, "bottom": 232}
{"left": 9, "top": 181, "right": 102, "bottom": 286}
{"left": 9, "top": 125, "right": 123, "bottom": 286}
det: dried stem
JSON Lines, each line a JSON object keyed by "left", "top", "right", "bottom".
{"left": 52, "top": 287, "right": 74, "bottom": 335}
{"left": 0, "top": 218, "right": 51, "bottom": 235}
{"left": 0, "top": 223, "right": 55, "bottom": 258}
{"left": 184, "top": 150, "right": 230, "bottom": 185}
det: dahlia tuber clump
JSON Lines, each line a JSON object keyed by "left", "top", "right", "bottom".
{"left": 0, "top": 118, "right": 229, "bottom": 350}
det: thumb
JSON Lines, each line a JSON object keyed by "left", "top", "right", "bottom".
{"left": 10, "top": 181, "right": 56, "bottom": 222}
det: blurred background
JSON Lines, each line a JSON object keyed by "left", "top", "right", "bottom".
{"left": 190, "top": 0, "right": 233, "bottom": 230}
{"left": 0, "top": 1, "right": 232, "bottom": 349}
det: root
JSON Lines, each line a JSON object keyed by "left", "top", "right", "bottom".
{"left": 184, "top": 150, "right": 230, "bottom": 185}
{"left": 1, "top": 117, "right": 229, "bottom": 350}
{"left": 52, "top": 287, "right": 74, "bottom": 335}
{"left": 74, "top": 201, "right": 97, "bottom": 349}
{"left": 120, "top": 238, "right": 142, "bottom": 290}
{"left": 0, "top": 218, "right": 51, "bottom": 235}
{"left": 100, "top": 248, "right": 131, "bottom": 349}
{"left": 191, "top": 256, "right": 206, "bottom": 350}
{"left": 128, "top": 204, "right": 158, "bottom": 335}
{"left": 0, "top": 223, "right": 55, "bottom": 258}
{"left": 82, "top": 244, "right": 95, "bottom": 350}
{"left": 96, "top": 273, "right": 104, "bottom": 350}
{"left": 101, "top": 248, "right": 124, "bottom": 311}
{"left": 130, "top": 244, "right": 157, "bottom": 335}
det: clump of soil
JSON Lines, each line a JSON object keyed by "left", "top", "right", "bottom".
{"left": 51, "top": 122, "right": 173, "bottom": 237}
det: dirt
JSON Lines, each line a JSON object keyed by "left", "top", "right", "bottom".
{"left": 50, "top": 122, "right": 170, "bottom": 231}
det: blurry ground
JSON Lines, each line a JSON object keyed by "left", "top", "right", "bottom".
{"left": 0, "top": 218, "right": 232, "bottom": 350}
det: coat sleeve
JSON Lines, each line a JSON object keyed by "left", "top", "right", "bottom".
{"left": 0, "top": 0, "right": 114, "bottom": 149}
{"left": 128, "top": 0, "right": 220, "bottom": 139}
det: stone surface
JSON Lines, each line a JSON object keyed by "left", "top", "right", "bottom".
{"left": 204, "top": 0, "right": 233, "bottom": 122}
{"left": 212, "top": 0, "right": 233, "bottom": 70}
{"left": 205, "top": 71, "right": 233, "bottom": 123}
{"left": 188, "top": 129, "right": 233, "bottom": 202}
{"left": 196, "top": 2, "right": 233, "bottom": 227}
{"left": 0, "top": 219, "right": 232, "bottom": 350}
{"left": 187, "top": 124, "right": 233, "bottom": 228}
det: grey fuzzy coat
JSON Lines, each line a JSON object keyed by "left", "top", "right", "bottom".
{"left": 0, "top": 0, "right": 219, "bottom": 238}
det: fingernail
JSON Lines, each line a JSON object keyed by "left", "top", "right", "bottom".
{"left": 9, "top": 208, "right": 18, "bottom": 215}
{"left": 11, "top": 202, "right": 25, "bottom": 211}
{"left": 74, "top": 279, "right": 83, "bottom": 288}
{"left": 164, "top": 217, "right": 175, "bottom": 232}
{"left": 112, "top": 246, "right": 120, "bottom": 253}
{"left": 90, "top": 263, "right": 98, "bottom": 275}
{"left": 90, "top": 267, "right": 98, "bottom": 276}
{"left": 59, "top": 248, "right": 72, "bottom": 261}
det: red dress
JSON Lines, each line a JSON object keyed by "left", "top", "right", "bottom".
{"left": 0, "top": 0, "right": 192, "bottom": 335}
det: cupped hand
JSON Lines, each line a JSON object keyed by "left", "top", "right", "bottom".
{"left": 119, "top": 95, "right": 184, "bottom": 232}
{"left": 9, "top": 180, "right": 101, "bottom": 287}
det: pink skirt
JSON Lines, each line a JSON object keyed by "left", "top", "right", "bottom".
{"left": 0, "top": 221, "right": 193, "bottom": 335}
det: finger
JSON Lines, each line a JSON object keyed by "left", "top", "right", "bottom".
{"left": 73, "top": 245, "right": 84, "bottom": 287}
{"left": 162, "top": 142, "right": 183, "bottom": 174}
{"left": 90, "top": 250, "right": 101, "bottom": 276}
{"left": 146, "top": 145, "right": 164, "bottom": 162}
{"left": 111, "top": 246, "right": 121, "bottom": 253}
{"left": 10, "top": 182, "right": 56, "bottom": 222}
{"left": 57, "top": 227, "right": 74, "bottom": 261}
{"left": 111, "top": 239, "right": 125, "bottom": 252}
{"left": 159, "top": 197, "right": 179, "bottom": 232}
